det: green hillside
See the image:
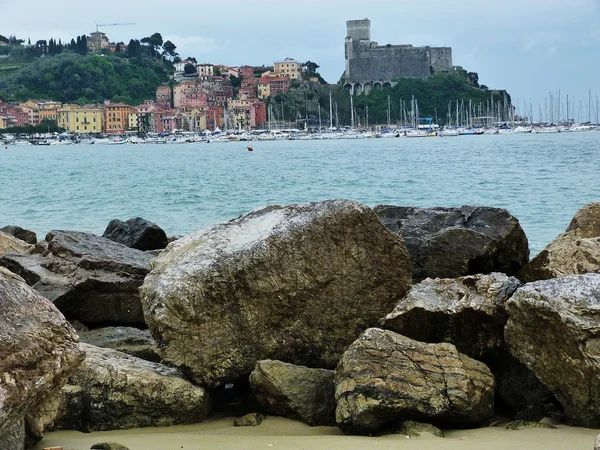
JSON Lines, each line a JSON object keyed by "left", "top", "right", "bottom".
{"left": 0, "top": 52, "right": 169, "bottom": 105}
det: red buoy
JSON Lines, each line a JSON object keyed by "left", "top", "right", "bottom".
{"left": 247, "top": 146, "right": 253, "bottom": 151}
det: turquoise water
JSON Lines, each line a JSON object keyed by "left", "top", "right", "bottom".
{"left": 1, "top": 133, "right": 598, "bottom": 255}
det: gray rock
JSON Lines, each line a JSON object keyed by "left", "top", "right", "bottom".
{"left": 0, "top": 230, "right": 152, "bottom": 326}
{"left": 395, "top": 420, "right": 444, "bottom": 437}
{"left": 381, "top": 273, "right": 520, "bottom": 359}
{"left": 335, "top": 328, "right": 495, "bottom": 435}
{"left": 91, "top": 443, "right": 130, "bottom": 450}
{"left": 233, "top": 413, "right": 264, "bottom": 427}
{"left": 505, "top": 273, "right": 600, "bottom": 427}
{"left": 79, "top": 327, "right": 160, "bottom": 362}
{"left": 250, "top": 360, "right": 335, "bottom": 426}
{"left": 505, "top": 420, "right": 557, "bottom": 430}
{"left": 140, "top": 200, "right": 412, "bottom": 387}
{"left": 493, "top": 353, "right": 562, "bottom": 422}
{"left": 0, "top": 230, "right": 33, "bottom": 257}
{"left": 52, "top": 344, "right": 211, "bottom": 432}
{"left": 374, "top": 205, "right": 529, "bottom": 282}
{"left": 0, "top": 267, "right": 83, "bottom": 449}
{"left": 595, "top": 433, "right": 600, "bottom": 450}
{"left": 103, "top": 217, "right": 168, "bottom": 251}
{"left": 521, "top": 203, "right": 600, "bottom": 282}
{"left": 0, "top": 225, "right": 37, "bottom": 244}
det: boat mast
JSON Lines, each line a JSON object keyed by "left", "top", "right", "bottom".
{"left": 350, "top": 93, "right": 355, "bottom": 129}
{"left": 387, "top": 95, "right": 391, "bottom": 128}
{"left": 329, "top": 92, "right": 333, "bottom": 130}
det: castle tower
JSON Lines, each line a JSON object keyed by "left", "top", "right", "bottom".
{"left": 346, "top": 19, "right": 370, "bottom": 41}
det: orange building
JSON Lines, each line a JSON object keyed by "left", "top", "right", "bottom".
{"left": 104, "top": 102, "right": 132, "bottom": 133}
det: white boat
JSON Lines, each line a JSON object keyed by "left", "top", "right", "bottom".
{"left": 570, "top": 124, "right": 593, "bottom": 132}
{"left": 439, "top": 129, "right": 459, "bottom": 137}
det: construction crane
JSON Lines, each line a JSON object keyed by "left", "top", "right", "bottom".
{"left": 94, "top": 22, "right": 136, "bottom": 32}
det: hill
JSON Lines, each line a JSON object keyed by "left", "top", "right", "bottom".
{"left": 268, "top": 72, "right": 510, "bottom": 128}
{"left": 0, "top": 52, "right": 169, "bottom": 105}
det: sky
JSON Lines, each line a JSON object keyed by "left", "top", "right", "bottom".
{"left": 1, "top": 0, "right": 599, "bottom": 121}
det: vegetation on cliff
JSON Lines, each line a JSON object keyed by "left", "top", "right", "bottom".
{"left": 270, "top": 72, "right": 510, "bottom": 127}
{"left": 0, "top": 52, "right": 169, "bottom": 105}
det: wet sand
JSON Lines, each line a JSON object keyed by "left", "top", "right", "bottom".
{"left": 34, "top": 416, "right": 600, "bottom": 450}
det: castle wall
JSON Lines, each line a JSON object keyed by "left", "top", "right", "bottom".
{"left": 344, "top": 19, "right": 453, "bottom": 85}
{"left": 346, "top": 19, "right": 371, "bottom": 41}
{"left": 429, "top": 47, "right": 453, "bottom": 74}
{"left": 347, "top": 43, "right": 431, "bottom": 82}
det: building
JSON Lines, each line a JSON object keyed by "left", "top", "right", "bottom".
{"left": 104, "top": 102, "right": 132, "bottom": 133}
{"left": 88, "top": 31, "right": 109, "bottom": 52}
{"left": 274, "top": 58, "right": 302, "bottom": 80}
{"left": 156, "top": 85, "right": 172, "bottom": 104}
{"left": 258, "top": 74, "right": 291, "bottom": 99}
{"left": 343, "top": 19, "right": 453, "bottom": 94}
{"left": 197, "top": 64, "right": 214, "bottom": 78}
{"left": 56, "top": 106, "right": 103, "bottom": 133}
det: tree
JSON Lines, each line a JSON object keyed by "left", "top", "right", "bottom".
{"left": 229, "top": 75, "right": 242, "bottom": 88}
{"left": 0, "top": 34, "right": 8, "bottom": 43}
{"left": 141, "top": 32, "right": 164, "bottom": 58}
{"left": 162, "top": 40, "right": 178, "bottom": 61}
{"left": 467, "top": 72, "right": 479, "bottom": 88}
{"left": 304, "top": 60, "right": 319, "bottom": 75}
{"left": 186, "top": 56, "right": 197, "bottom": 64}
{"left": 184, "top": 63, "right": 196, "bottom": 75}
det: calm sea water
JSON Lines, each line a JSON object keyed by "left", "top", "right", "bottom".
{"left": 1, "top": 133, "right": 598, "bottom": 256}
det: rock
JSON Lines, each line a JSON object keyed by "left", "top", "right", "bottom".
{"left": 103, "top": 217, "right": 168, "bottom": 251}
{"left": 521, "top": 203, "right": 600, "bottom": 282}
{"left": 395, "top": 421, "right": 444, "bottom": 438}
{"left": 0, "top": 230, "right": 153, "bottom": 326}
{"left": 492, "top": 353, "right": 562, "bottom": 422}
{"left": 233, "top": 413, "right": 265, "bottom": 427}
{"left": 381, "top": 273, "right": 520, "bottom": 359}
{"left": 140, "top": 200, "right": 412, "bottom": 387}
{"left": 595, "top": 434, "right": 600, "bottom": 450}
{"left": 78, "top": 327, "right": 160, "bottom": 362}
{"left": 90, "top": 443, "right": 130, "bottom": 450}
{"left": 52, "top": 344, "right": 211, "bottom": 432}
{"left": 250, "top": 360, "right": 335, "bottom": 426}
{"left": 0, "top": 225, "right": 37, "bottom": 244}
{"left": 0, "top": 267, "right": 83, "bottom": 448}
{"left": 505, "top": 273, "right": 600, "bottom": 427}
{"left": 0, "top": 230, "right": 33, "bottom": 257}
{"left": 335, "top": 328, "right": 495, "bottom": 435}
{"left": 374, "top": 205, "right": 529, "bottom": 282}
{"left": 505, "top": 420, "right": 557, "bottom": 430}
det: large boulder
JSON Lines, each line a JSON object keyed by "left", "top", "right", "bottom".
{"left": 505, "top": 273, "right": 600, "bottom": 427}
{"left": 335, "top": 328, "right": 495, "bottom": 435}
{"left": 249, "top": 360, "right": 335, "bottom": 426}
{"left": 374, "top": 205, "right": 529, "bottom": 282}
{"left": 0, "top": 230, "right": 33, "bottom": 257}
{"left": 140, "top": 200, "right": 412, "bottom": 387}
{"left": 78, "top": 327, "right": 160, "bottom": 362}
{"left": 381, "top": 273, "right": 520, "bottom": 359}
{"left": 52, "top": 344, "right": 211, "bottom": 432}
{"left": 521, "top": 203, "right": 600, "bottom": 282}
{"left": 103, "top": 217, "right": 168, "bottom": 251}
{"left": 0, "top": 226, "right": 37, "bottom": 245}
{"left": 493, "top": 353, "right": 562, "bottom": 421}
{"left": 0, "top": 230, "right": 153, "bottom": 326}
{"left": 0, "top": 267, "right": 83, "bottom": 449}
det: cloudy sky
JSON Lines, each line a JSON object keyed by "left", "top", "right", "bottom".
{"left": 2, "top": 0, "right": 599, "bottom": 120}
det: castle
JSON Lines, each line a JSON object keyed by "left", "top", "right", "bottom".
{"left": 343, "top": 19, "right": 454, "bottom": 95}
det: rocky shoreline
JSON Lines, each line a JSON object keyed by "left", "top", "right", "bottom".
{"left": 1, "top": 200, "right": 600, "bottom": 449}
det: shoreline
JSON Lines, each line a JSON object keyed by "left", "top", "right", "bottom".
{"left": 33, "top": 416, "right": 600, "bottom": 450}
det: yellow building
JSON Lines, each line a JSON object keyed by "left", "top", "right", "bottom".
{"left": 104, "top": 103, "right": 132, "bottom": 134}
{"left": 57, "top": 106, "right": 103, "bottom": 133}
{"left": 274, "top": 58, "right": 302, "bottom": 80}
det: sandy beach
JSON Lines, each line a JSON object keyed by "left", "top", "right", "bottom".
{"left": 33, "top": 416, "right": 600, "bottom": 450}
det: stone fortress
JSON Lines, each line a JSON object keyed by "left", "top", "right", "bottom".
{"left": 343, "top": 19, "right": 455, "bottom": 95}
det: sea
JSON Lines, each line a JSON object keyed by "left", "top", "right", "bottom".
{"left": 1, "top": 132, "right": 599, "bottom": 256}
